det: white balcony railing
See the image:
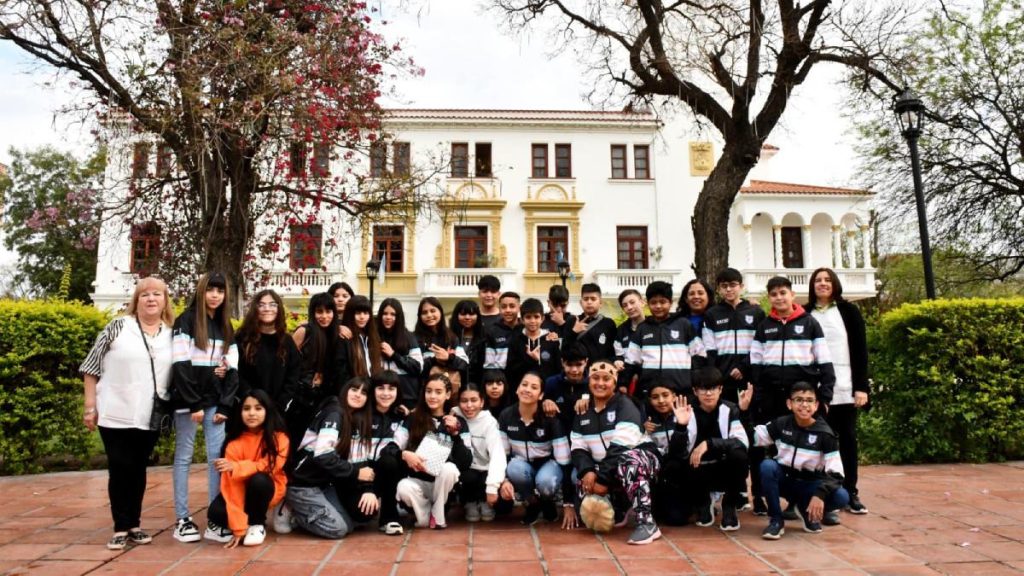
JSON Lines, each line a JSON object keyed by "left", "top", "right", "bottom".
{"left": 741, "top": 268, "right": 877, "bottom": 301}
{"left": 591, "top": 269, "right": 683, "bottom": 296}
{"left": 265, "top": 270, "right": 343, "bottom": 295}
{"left": 421, "top": 268, "right": 519, "bottom": 298}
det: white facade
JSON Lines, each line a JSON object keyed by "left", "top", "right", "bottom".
{"left": 91, "top": 109, "right": 875, "bottom": 313}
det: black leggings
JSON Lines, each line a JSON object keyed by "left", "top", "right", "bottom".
{"left": 460, "top": 468, "right": 487, "bottom": 503}
{"left": 99, "top": 427, "right": 159, "bottom": 532}
{"left": 208, "top": 472, "right": 275, "bottom": 529}
{"left": 826, "top": 403, "right": 860, "bottom": 495}
{"left": 373, "top": 452, "right": 404, "bottom": 525}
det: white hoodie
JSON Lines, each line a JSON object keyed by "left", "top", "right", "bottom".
{"left": 453, "top": 407, "right": 507, "bottom": 496}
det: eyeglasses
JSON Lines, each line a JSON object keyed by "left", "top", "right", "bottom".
{"left": 790, "top": 397, "right": 817, "bottom": 405}
{"left": 696, "top": 387, "right": 721, "bottom": 394}
{"left": 257, "top": 302, "right": 279, "bottom": 310}
{"left": 719, "top": 282, "right": 741, "bottom": 289}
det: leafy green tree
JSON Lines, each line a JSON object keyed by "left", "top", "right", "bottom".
{"left": 1, "top": 146, "right": 105, "bottom": 301}
{"left": 852, "top": 0, "right": 1024, "bottom": 282}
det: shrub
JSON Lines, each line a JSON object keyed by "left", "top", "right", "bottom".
{"left": 861, "top": 298, "right": 1024, "bottom": 463}
{"left": 0, "top": 299, "right": 110, "bottom": 474}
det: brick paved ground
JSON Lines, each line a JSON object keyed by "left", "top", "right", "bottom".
{"left": 0, "top": 462, "right": 1022, "bottom": 575}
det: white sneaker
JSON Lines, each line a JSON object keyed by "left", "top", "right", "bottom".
{"left": 173, "top": 517, "right": 201, "bottom": 543}
{"left": 203, "top": 521, "right": 233, "bottom": 543}
{"left": 479, "top": 502, "right": 496, "bottom": 522}
{"left": 243, "top": 525, "right": 266, "bottom": 546}
{"left": 380, "top": 521, "right": 404, "bottom": 536}
{"left": 272, "top": 502, "right": 293, "bottom": 534}
{"left": 464, "top": 501, "right": 481, "bottom": 522}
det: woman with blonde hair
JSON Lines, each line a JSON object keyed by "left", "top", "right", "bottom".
{"left": 81, "top": 276, "right": 174, "bottom": 550}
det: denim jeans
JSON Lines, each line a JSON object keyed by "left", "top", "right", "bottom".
{"left": 506, "top": 457, "right": 563, "bottom": 501}
{"left": 760, "top": 459, "right": 850, "bottom": 524}
{"left": 286, "top": 485, "right": 353, "bottom": 539}
{"left": 173, "top": 408, "right": 226, "bottom": 519}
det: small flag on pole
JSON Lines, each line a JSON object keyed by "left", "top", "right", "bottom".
{"left": 377, "top": 254, "right": 386, "bottom": 287}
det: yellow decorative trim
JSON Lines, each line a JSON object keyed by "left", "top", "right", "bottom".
{"left": 522, "top": 273, "right": 578, "bottom": 295}
{"left": 689, "top": 141, "right": 714, "bottom": 176}
{"left": 359, "top": 206, "right": 418, "bottom": 279}
{"left": 357, "top": 272, "right": 418, "bottom": 295}
{"left": 435, "top": 197, "right": 509, "bottom": 268}
{"left": 521, "top": 199, "right": 585, "bottom": 274}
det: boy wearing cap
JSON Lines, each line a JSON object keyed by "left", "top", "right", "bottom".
{"left": 571, "top": 360, "right": 662, "bottom": 545}
{"left": 755, "top": 381, "right": 848, "bottom": 540}
{"left": 620, "top": 281, "right": 706, "bottom": 401}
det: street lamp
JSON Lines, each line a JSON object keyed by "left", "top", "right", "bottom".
{"left": 365, "top": 259, "right": 380, "bottom": 311}
{"left": 556, "top": 259, "right": 571, "bottom": 289}
{"left": 893, "top": 88, "right": 937, "bottom": 300}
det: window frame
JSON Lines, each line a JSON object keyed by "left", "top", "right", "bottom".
{"left": 369, "top": 140, "right": 387, "bottom": 178}
{"left": 474, "top": 142, "right": 492, "bottom": 178}
{"left": 372, "top": 224, "right": 405, "bottom": 273}
{"left": 531, "top": 143, "right": 548, "bottom": 179}
{"left": 536, "top": 225, "right": 569, "bottom": 273}
{"left": 451, "top": 142, "right": 469, "bottom": 178}
{"left": 554, "top": 143, "right": 572, "bottom": 178}
{"left": 312, "top": 142, "right": 331, "bottom": 178}
{"left": 616, "top": 226, "right": 649, "bottom": 269}
{"left": 454, "top": 225, "right": 489, "bottom": 269}
{"left": 289, "top": 223, "right": 324, "bottom": 270}
{"left": 610, "top": 144, "right": 628, "bottom": 179}
{"left": 129, "top": 222, "right": 161, "bottom": 276}
{"left": 634, "top": 145, "right": 651, "bottom": 179}
{"left": 289, "top": 142, "right": 307, "bottom": 178}
{"left": 393, "top": 142, "right": 411, "bottom": 177}
{"left": 131, "top": 142, "right": 150, "bottom": 180}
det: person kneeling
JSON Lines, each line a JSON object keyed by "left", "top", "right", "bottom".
{"left": 572, "top": 361, "right": 661, "bottom": 545}
{"left": 755, "top": 382, "right": 849, "bottom": 540}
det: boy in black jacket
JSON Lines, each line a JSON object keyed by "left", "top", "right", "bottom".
{"left": 755, "top": 381, "right": 849, "bottom": 540}
{"left": 563, "top": 283, "right": 618, "bottom": 363}
{"left": 491, "top": 298, "right": 562, "bottom": 395}
{"left": 702, "top": 268, "right": 766, "bottom": 404}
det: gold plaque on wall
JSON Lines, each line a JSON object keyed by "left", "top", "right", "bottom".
{"left": 689, "top": 141, "right": 714, "bottom": 176}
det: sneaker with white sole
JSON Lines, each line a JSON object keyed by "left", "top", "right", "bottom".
{"left": 128, "top": 529, "right": 152, "bottom": 545}
{"left": 272, "top": 502, "right": 294, "bottom": 534}
{"left": 380, "top": 521, "right": 404, "bottom": 535}
{"left": 173, "top": 517, "right": 201, "bottom": 543}
{"left": 626, "top": 522, "right": 662, "bottom": 545}
{"left": 204, "top": 521, "right": 233, "bottom": 543}
{"left": 794, "top": 506, "right": 823, "bottom": 534}
{"left": 695, "top": 499, "right": 715, "bottom": 527}
{"left": 846, "top": 494, "right": 869, "bottom": 514}
{"left": 243, "top": 524, "right": 266, "bottom": 546}
{"left": 720, "top": 505, "right": 740, "bottom": 531}
{"left": 761, "top": 519, "right": 785, "bottom": 540}
{"left": 106, "top": 532, "right": 128, "bottom": 550}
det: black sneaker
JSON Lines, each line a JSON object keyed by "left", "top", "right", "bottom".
{"left": 695, "top": 499, "right": 714, "bottom": 527}
{"left": 752, "top": 497, "right": 768, "bottom": 516}
{"left": 106, "top": 532, "right": 128, "bottom": 550}
{"left": 823, "top": 510, "right": 841, "bottom": 526}
{"left": 846, "top": 494, "right": 868, "bottom": 514}
{"left": 737, "top": 492, "right": 752, "bottom": 512}
{"left": 173, "top": 517, "right": 201, "bottom": 543}
{"left": 540, "top": 500, "right": 559, "bottom": 522}
{"left": 128, "top": 529, "right": 152, "bottom": 545}
{"left": 761, "top": 520, "right": 785, "bottom": 540}
{"left": 720, "top": 505, "right": 740, "bottom": 531}
{"left": 783, "top": 502, "right": 799, "bottom": 521}
{"left": 794, "top": 506, "right": 822, "bottom": 534}
{"left": 521, "top": 503, "right": 542, "bottom": 526}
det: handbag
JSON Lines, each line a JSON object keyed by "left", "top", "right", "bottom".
{"left": 137, "top": 317, "right": 173, "bottom": 436}
{"left": 414, "top": 430, "right": 453, "bottom": 477}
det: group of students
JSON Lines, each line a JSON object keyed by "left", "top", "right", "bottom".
{"left": 81, "top": 265, "right": 868, "bottom": 551}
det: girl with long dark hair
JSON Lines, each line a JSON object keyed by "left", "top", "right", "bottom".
{"left": 376, "top": 298, "right": 422, "bottom": 412}
{"left": 170, "top": 271, "right": 239, "bottom": 544}
{"left": 340, "top": 295, "right": 383, "bottom": 379}
{"left": 235, "top": 290, "right": 302, "bottom": 424}
{"left": 204, "top": 389, "right": 289, "bottom": 547}
{"left": 414, "top": 297, "right": 468, "bottom": 380}
{"left": 449, "top": 299, "right": 485, "bottom": 386}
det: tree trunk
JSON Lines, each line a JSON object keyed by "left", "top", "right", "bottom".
{"left": 690, "top": 140, "right": 760, "bottom": 280}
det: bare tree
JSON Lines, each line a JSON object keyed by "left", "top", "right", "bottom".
{"left": 0, "top": 0, "right": 445, "bottom": 302}
{"left": 493, "top": 0, "right": 910, "bottom": 279}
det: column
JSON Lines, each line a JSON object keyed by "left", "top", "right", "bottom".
{"left": 802, "top": 225, "right": 812, "bottom": 269}
{"left": 773, "top": 225, "right": 783, "bottom": 269}
{"left": 743, "top": 224, "right": 754, "bottom": 268}
{"left": 831, "top": 225, "right": 843, "bottom": 268}
{"left": 846, "top": 230, "right": 857, "bottom": 269}
{"left": 860, "top": 225, "right": 872, "bottom": 268}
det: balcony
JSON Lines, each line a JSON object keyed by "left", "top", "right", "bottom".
{"left": 265, "top": 270, "right": 342, "bottom": 296}
{"left": 591, "top": 269, "right": 683, "bottom": 297}
{"left": 741, "top": 268, "right": 877, "bottom": 301}
{"left": 420, "top": 268, "right": 519, "bottom": 298}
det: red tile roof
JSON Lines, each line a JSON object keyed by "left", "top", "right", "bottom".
{"left": 740, "top": 180, "right": 872, "bottom": 196}
{"left": 384, "top": 108, "right": 658, "bottom": 124}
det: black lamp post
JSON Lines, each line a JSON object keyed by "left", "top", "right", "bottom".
{"left": 365, "top": 259, "right": 380, "bottom": 311}
{"left": 893, "top": 88, "right": 937, "bottom": 300}
{"left": 556, "top": 259, "right": 571, "bottom": 289}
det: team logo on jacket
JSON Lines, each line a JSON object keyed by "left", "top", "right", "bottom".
{"left": 391, "top": 423, "right": 399, "bottom": 431}
{"left": 606, "top": 410, "right": 616, "bottom": 423}
{"left": 536, "top": 429, "right": 545, "bottom": 438}
{"left": 794, "top": 325, "right": 805, "bottom": 334}
{"left": 599, "top": 334, "right": 607, "bottom": 345}
{"left": 541, "top": 351, "right": 551, "bottom": 361}
{"left": 808, "top": 434, "right": 817, "bottom": 444}
{"left": 670, "top": 330, "right": 679, "bottom": 339}
{"left": 745, "top": 315, "right": 754, "bottom": 324}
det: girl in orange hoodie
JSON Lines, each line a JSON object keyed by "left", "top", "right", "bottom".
{"left": 206, "top": 389, "right": 289, "bottom": 548}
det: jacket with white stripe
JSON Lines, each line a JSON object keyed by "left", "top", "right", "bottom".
{"left": 702, "top": 300, "right": 765, "bottom": 384}
{"left": 619, "top": 314, "right": 707, "bottom": 397}
{"left": 570, "top": 393, "right": 655, "bottom": 483}
{"left": 750, "top": 304, "right": 835, "bottom": 421}
{"left": 754, "top": 414, "right": 845, "bottom": 500}
{"left": 170, "top": 307, "right": 239, "bottom": 413}
{"left": 648, "top": 401, "right": 748, "bottom": 458}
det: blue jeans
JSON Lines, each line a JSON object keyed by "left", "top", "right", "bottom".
{"left": 506, "top": 457, "right": 562, "bottom": 501}
{"left": 173, "top": 409, "right": 226, "bottom": 519}
{"left": 760, "top": 459, "right": 850, "bottom": 524}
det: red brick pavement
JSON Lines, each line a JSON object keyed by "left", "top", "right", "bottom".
{"left": 1, "top": 462, "right": 1022, "bottom": 575}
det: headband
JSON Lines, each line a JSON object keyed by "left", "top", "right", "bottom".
{"left": 589, "top": 361, "right": 618, "bottom": 380}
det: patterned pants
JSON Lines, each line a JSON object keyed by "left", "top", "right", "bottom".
{"left": 579, "top": 448, "right": 661, "bottom": 526}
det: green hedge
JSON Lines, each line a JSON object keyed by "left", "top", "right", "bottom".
{"left": 0, "top": 299, "right": 110, "bottom": 474}
{"left": 861, "top": 298, "right": 1024, "bottom": 463}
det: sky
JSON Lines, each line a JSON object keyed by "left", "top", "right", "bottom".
{"left": 0, "top": 1, "right": 862, "bottom": 188}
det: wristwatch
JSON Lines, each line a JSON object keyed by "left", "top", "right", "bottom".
{"left": 84, "top": 408, "right": 97, "bottom": 416}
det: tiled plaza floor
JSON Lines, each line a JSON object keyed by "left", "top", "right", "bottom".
{"left": 1, "top": 462, "right": 1023, "bottom": 575}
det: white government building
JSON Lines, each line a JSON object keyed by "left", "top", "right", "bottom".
{"left": 90, "top": 109, "right": 876, "bottom": 314}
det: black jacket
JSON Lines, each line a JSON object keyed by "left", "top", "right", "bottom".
{"left": 570, "top": 393, "right": 656, "bottom": 485}
{"left": 289, "top": 397, "right": 360, "bottom": 487}
{"left": 834, "top": 300, "right": 870, "bottom": 395}
{"left": 237, "top": 333, "right": 303, "bottom": 415}
{"left": 170, "top": 306, "right": 239, "bottom": 413}
{"left": 754, "top": 414, "right": 845, "bottom": 501}
{"left": 563, "top": 314, "right": 618, "bottom": 364}
{"left": 703, "top": 300, "right": 766, "bottom": 387}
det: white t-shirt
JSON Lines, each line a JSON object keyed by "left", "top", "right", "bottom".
{"left": 811, "top": 305, "right": 854, "bottom": 406}
{"left": 80, "top": 316, "right": 174, "bottom": 429}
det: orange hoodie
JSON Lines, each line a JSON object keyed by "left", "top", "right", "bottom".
{"left": 220, "top": 430, "right": 289, "bottom": 536}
